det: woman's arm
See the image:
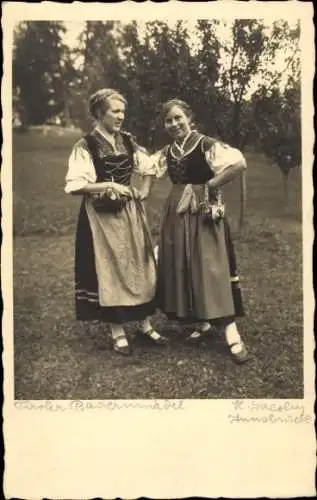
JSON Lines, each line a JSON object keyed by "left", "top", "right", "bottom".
{"left": 205, "top": 141, "right": 247, "bottom": 190}
{"left": 65, "top": 140, "right": 97, "bottom": 194}
{"left": 65, "top": 140, "right": 132, "bottom": 197}
{"left": 137, "top": 175, "right": 154, "bottom": 200}
{"left": 74, "top": 181, "right": 130, "bottom": 196}
{"left": 133, "top": 147, "right": 167, "bottom": 200}
{"left": 207, "top": 160, "right": 246, "bottom": 190}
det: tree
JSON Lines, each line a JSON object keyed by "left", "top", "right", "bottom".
{"left": 193, "top": 20, "right": 222, "bottom": 136}
{"left": 13, "top": 21, "right": 69, "bottom": 126}
{"left": 251, "top": 21, "right": 301, "bottom": 203}
{"left": 67, "top": 21, "right": 129, "bottom": 132}
{"left": 253, "top": 82, "right": 301, "bottom": 203}
{"left": 215, "top": 19, "right": 301, "bottom": 224}
{"left": 216, "top": 20, "right": 269, "bottom": 149}
{"left": 120, "top": 20, "right": 205, "bottom": 149}
{"left": 215, "top": 20, "right": 268, "bottom": 229}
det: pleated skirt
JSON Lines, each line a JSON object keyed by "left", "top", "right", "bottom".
{"left": 75, "top": 196, "right": 156, "bottom": 323}
{"left": 156, "top": 185, "right": 245, "bottom": 324}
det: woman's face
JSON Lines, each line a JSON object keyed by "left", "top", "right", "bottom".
{"left": 99, "top": 98, "right": 125, "bottom": 134}
{"left": 163, "top": 105, "right": 192, "bottom": 141}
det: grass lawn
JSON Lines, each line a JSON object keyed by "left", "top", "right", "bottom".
{"left": 13, "top": 128, "right": 303, "bottom": 399}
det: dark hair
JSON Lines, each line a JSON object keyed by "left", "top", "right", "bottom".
{"left": 89, "top": 88, "right": 127, "bottom": 120}
{"left": 160, "top": 99, "right": 195, "bottom": 124}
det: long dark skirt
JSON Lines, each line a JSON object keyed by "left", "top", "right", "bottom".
{"left": 75, "top": 198, "right": 156, "bottom": 324}
{"left": 156, "top": 185, "right": 245, "bottom": 325}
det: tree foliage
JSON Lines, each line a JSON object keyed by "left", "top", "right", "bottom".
{"left": 13, "top": 20, "right": 302, "bottom": 173}
{"left": 65, "top": 21, "right": 128, "bottom": 132}
{"left": 13, "top": 21, "right": 70, "bottom": 126}
{"left": 252, "top": 82, "right": 301, "bottom": 202}
{"left": 119, "top": 20, "right": 220, "bottom": 148}
{"left": 250, "top": 21, "right": 301, "bottom": 201}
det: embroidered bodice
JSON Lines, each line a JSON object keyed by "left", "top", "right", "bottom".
{"left": 85, "top": 130, "right": 135, "bottom": 186}
{"left": 166, "top": 132, "right": 216, "bottom": 185}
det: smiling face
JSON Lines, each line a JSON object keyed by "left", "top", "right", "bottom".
{"left": 98, "top": 97, "right": 126, "bottom": 134}
{"left": 163, "top": 105, "right": 192, "bottom": 142}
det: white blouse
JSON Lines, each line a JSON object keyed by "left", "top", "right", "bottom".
{"left": 65, "top": 135, "right": 157, "bottom": 194}
{"left": 151, "top": 137, "right": 246, "bottom": 179}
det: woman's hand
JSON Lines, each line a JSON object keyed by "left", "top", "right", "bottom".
{"left": 131, "top": 175, "right": 153, "bottom": 201}
{"left": 130, "top": 186, "right": 149, "bottom": 201}
{"left": 139, "top": 189, "right": 150, "bottom": 201}
{"left": 138, "top": 190, "right": 149, "bottom": 201}
{"left": 82, "top": 181, "right": 131, "bottom": 198}
{"left": 109, "top": 182, "right": 131, "bottom": 197}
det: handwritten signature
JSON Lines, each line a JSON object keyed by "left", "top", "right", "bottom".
{"left": 228, "top": 400, "right": 312, "bottom": 424}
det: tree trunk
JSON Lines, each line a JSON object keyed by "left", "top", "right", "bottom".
{"left": 18, "top": 105, "right": 29, "bottom": 132}
{"left": 239, "top": 170, "right": 247, "bottom": 231}
{"left": 232, "top": 101, "right": 242, "bottom": 148}
{"left": 282, "top": 172, "right": 289, "bottom": 204}
{"left": 63, "top": 101, "right": 72, "bottom": 128}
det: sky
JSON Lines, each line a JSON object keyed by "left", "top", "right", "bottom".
{"left": 63, "top": 20, "right": 262, "bottom": 49}
{"left": 62, "top": 20, "right": 298, "bottom": 97}
{"left": 63, "top": 21, "right": 85, "bottom": 48}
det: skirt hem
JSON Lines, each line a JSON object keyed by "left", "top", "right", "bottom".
{"left": 75, "top": 299, "right": 156, "bottom": 324}
{"left": 159, "top": 312, "right": 243, "bottom": 325}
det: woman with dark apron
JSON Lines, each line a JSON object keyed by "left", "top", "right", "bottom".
{"left": 65, "top": 88, "right": 167, "bottom": 355}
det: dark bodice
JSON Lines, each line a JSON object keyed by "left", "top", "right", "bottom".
{"left": 166, "top": 133, "right": 216, "bottom": 185}
{"left": 84, "top": 130, "right": 135, "bottom": 186}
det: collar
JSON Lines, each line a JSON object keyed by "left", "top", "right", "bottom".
{"left": 174, "top": 130, "right": 194, "bottom": 154}
{"left": 170, "top": 130, "right": 204, "bottom": 159}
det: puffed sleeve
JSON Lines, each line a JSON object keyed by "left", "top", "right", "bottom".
{"left": 205, "top": 140, "right": 247, "bottom": 176}
{"left": 64, "top": 139, "right": 97, "bottom": 194}
{"left": 133, "top": 145, "right": 158, "bottom": 177}
{"left": 149, "top": 148, "right": 168, "bottom": 178}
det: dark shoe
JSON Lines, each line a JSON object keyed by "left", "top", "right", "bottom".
{"left": 139, "top": 328, "right": 168, "bottom": 346}
{"left": 229, "top": 341, "right": 249, "bottom": 364}
{"left": 185, "top": 326, "right": 213, "bottom": 345}
{"left": 113, "top": 335, "right": 131, "bottom": 356}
